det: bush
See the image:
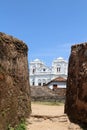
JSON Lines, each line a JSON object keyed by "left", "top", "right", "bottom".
{"left": 8, "top": 121, "right": 26, "bottom": 130}
{"left": 15, "top": 122, "right": 26, "bottom": 130}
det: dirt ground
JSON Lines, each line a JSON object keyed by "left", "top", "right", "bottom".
{"left": 26, "top": 103, "right": 82, "bottom": 130}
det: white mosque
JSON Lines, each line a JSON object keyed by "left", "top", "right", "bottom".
{"left": 29, "top": 57, "right": 68, "bottom": 86}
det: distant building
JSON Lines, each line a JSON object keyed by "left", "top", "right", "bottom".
{"left": 29, "top": 57, "right": 68, "bottom": 87}
{"left": 46, "top": 77, "right": 67, "bottom": 89}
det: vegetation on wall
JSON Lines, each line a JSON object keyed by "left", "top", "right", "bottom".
{"left": 8, "top": 120, "right": 26, "bottom": 130}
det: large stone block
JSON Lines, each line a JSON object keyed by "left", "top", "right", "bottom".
{"left": 65, "top": 43, "right": 87, "bottom": 124}
{"left": 0, "top": 32, "right": 31, "bottom": 130}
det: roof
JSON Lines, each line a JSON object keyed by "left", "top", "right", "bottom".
{"left": 52, "top": 77, "right": 67, "bottom": 82}
{"left": 47, "top": 77, "right": 67, "bottom": 85}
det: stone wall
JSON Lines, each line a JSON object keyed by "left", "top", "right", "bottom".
{"left": 65, "top": 43, "right": 87, "bottom": 124}
{"left": 31, "top": 86, "right": 66, "bottom": 102}
{"left": 0, "top": 32, "right": 31, "bottom": 130}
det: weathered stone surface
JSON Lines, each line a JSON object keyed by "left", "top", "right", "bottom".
{"left": 0, "top": 32, "right": 31, "bottom": 130}
{"left": 31, "top": 86, "right": 66, "bottom": 102}
{"left": 65, "top": 42, "right": 87, "bottom": 124}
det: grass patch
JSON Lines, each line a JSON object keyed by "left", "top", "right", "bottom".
{"left": 32, "top": 101, "right": 64, "bottom": 106}
{"left": 8, "top": 120, "right": 26, "bottom": 130}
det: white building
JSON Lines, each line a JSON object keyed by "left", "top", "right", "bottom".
{"left": 47, "top": 77, "right": 67, "bottom": 89}
{"left": 29, "top": 57, "right": 68, "bottom": 87}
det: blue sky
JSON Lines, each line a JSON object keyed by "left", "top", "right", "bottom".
{"left": 0, "top": 0, "right": 87, "bottom": 66}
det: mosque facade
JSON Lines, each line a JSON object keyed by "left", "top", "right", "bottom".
{"left": 29, "top": 57, "right": 68, "bottom": 86}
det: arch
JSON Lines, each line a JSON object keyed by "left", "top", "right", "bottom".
{"left": 32, "top": 79, "right": 35, "bottom": 86}
{"left": 42, "top": 79, "right": 46, "bottom": 86}
{"left": 38, "top": 79, "right": 42, "bottom": 86}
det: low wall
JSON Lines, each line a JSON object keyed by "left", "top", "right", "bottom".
{"left": 31, "top": 86, "right": 66, "bottom": 102}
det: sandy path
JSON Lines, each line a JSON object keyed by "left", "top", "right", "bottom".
{"left": 31, "top": 103, "right": 64, "bottom": 116}
{"left": 26, "top": 103, "right": 82, "bottom": 130}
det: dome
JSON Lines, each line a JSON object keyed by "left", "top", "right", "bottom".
{"left": 33, "top": 59, "right": 44, "bottom": 64}
{"left": 52, "top": 57, "right": 65, "bottom": 65}
{"left": 34, "top": 59, "right": 41, "bottom": 62}
{"left": 57, "top": 57, "right": 64, "bottom": 60}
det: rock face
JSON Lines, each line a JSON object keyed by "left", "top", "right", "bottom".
{"left": 0, "top": 32, "right": 31, "bottom": 130}
{"left": 65, "top": 43, "right": 87, "bottom": 124}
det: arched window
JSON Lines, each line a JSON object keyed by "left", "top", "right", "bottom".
{"left": 32, "top": 68, "right": 35, "bottom": 74}
{"left": 43, "top": 68, "right": 46, "bottom": 72}
{"left": 57, "top": 66, "right": 61, "bottom": 72}
{"left": 43, "top": 79, "right": 46, "bottom": 86}
{"left": 32, "top": 79, "right": 35, "bottom": 86}
{"left": 38, "top": 79, "right": 41, "bottom": 86}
